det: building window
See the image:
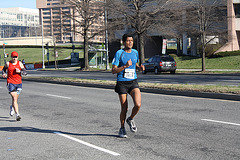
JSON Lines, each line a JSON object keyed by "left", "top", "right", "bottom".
{"left": 43, "top": 17, "right": 51, "bottom": 19}
{"left": 17, "top": 14, "right": 23, "bottom": 20}
{"left": 234, "top": 4, "right": 240, "bottom": 18}
{"left": 52, "top": 8, "right": 60, "bottom": 10}
{"left": 53, "top": 16, "right": 60, "bottom": 19}
{"left": 43, "top": 12, "right": 51, "bottom": 15}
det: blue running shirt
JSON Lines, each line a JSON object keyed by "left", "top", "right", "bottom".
{"left": 112, "top": 49, "right": 139, "bottom": 81}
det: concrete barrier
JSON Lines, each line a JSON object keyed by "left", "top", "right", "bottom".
{"left": 1, "top": 64, "right": 43, "bottom": 71}
{"left": 25, "top": 64, "right": 34, "bottom": 70}
{"left": 34, "top": 64, "right": 43, "bottom": 69}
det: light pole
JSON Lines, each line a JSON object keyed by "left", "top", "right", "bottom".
{"left": 1, "top": 27, "right": 6, "bottom": 64}
{"left": 41, "top": 24, "right": 45, "bottom": 69}
{"left": 104, "top": 0, "right": 109, "bottom": 70}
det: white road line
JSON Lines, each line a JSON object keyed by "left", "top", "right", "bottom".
{"left": 39, "top": 82, "right": 239, "bottom": 103}
{"left": 54, "top": 132, "right": 120, "bottom": 156}
{"left": 46, "top": 94, "right": 72, "bottom": 99}
{"left": 201, "top": 119, "right": 240, "bottom": 126}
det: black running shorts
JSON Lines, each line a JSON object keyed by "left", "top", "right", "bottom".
{"left": 115, "top": 79, "right": 139, "bottom": 95}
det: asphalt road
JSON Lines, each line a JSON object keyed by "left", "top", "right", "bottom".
{"left": 1, "top": 80, "right": 240, "bottom": 160}
{"left": 27, "top": 70, "right": 240, "bottom": 86}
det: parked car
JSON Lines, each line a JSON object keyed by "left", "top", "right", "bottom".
{"left": 142, "top": 55, "right": 176, "bottom": 74}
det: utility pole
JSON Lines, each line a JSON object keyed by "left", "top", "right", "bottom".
{"left": 104, "top": 0, "right": 109, "bottom": 70}
{"left": 41, "top": 24, "right": 45, "bottom": 69}
{"left": 1, "top": 29, "right": 6, "bottom": 64}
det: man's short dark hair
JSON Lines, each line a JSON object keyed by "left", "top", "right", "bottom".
{"left": 122, "top": 33, "right": 134, "bottom": 42}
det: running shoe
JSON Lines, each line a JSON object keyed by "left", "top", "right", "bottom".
{"left": 118, "top": 128, "right": 127, "bottom": 138}
{"left": 16, "top": 115, "right": 21, "bottom": 121}
{"left": 126, "top": 117, "right": 137, "bottom": 133}
{"left": 9, "top": 106, "right": 15, "bottom": 116}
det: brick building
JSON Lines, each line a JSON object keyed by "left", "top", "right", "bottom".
{"left": 36, "top": 0, "right": 105, "bottom": 43}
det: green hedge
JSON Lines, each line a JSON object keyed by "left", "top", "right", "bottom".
{"left": 215, "top": 50, "right": 240, "bottom": 57}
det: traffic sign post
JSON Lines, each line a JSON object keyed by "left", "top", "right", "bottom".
{"left": 47, "top": 52, "right": 49, "bottom": 66}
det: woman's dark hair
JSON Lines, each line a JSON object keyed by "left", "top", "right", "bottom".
{"left": 122, "top": 33, "right": 134, "bottom": 42}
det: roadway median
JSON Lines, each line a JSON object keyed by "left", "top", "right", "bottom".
{"left": 21, "top": 76, "right": 240, "bottom": 101}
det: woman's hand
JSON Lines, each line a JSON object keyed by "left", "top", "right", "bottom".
{"left": 2, "top": 73, "right": 7, "bottom": 78}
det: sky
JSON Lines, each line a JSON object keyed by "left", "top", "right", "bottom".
{"left": 1, "top": 0, "right": 36, "bottom": 9}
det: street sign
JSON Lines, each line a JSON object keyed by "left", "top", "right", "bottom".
{"left": 162, "top": 39, "right": 167, "bottom": 54}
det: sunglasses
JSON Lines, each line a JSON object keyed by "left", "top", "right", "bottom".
{"left": 12, "top": 56, "right": 18, "bottom": 58}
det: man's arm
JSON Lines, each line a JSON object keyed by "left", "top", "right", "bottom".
{"left": 112, "top": 65, "right": 127, "bottom": 74}
{"left": 136, "top": 63, "right": 145, "bottom": 71}
{"left": 112, "top": 59, "right": 132, "bottom": 74}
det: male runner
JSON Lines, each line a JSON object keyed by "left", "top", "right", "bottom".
{"left": 2, "top": 51, "right": 27, "bottom": 121}
{"left": 112, "top": 33, "right": 145, "bottom": 138}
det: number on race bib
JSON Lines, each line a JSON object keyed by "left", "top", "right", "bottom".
{"left": 124, "top": 69, "right": 135, "bottom": 79}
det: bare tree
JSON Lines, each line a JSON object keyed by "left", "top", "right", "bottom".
{"left": 153, "top": 0, "right": 227, "bottom": 71}
{"left": 183, "top": 0, "right": 227, "bottom": 71}
{"left": 61, "top": 0, "right": 105, "bottom": 70}
{"left": 107, "top": 0, "right": 171, "bottom": 64}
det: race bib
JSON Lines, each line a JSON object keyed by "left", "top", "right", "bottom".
{"left": 124, "top": 69, "right": 135, "bottom": 79}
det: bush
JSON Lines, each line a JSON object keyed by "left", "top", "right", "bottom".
{"left": 206, "top": 44, "right": 222, "bottom": 57}
{"left": 197, "top": 44, "right": 222, "bottom": 57}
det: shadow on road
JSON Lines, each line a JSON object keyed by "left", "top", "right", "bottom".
{"left": 0, "top": 116, "right": 16, "bottom": 122}
{"left": 0, "top": 126, "right": 119, "bottom": 138}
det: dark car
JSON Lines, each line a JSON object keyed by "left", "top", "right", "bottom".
{"left": 142, "top": 55, "right": 176, "bottom": 74}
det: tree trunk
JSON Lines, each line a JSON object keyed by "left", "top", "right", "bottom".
{"left": 138, "top": 33, "right": 145, "bottom": 64}
{"left": 54, "top": 42, "right": 57, "bottom": 69}
{"left": 83, "top": 31, "right": 89, "bottom": 70}
{"left": 177, "top": 38, "right": 181, "bottom": 55}
{"left": 202, "top": 32, "right": 206, "bottom": 72}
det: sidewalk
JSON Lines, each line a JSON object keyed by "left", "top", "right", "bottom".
{"left": 177, "top": 69, "right": 240, "bottom": 72}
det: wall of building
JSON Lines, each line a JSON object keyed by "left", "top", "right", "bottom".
{"left": 215, "top": 0, "right": 240, "bottom": 53}
{"left": 0, "top": 36, "right": 53, "bottom": 45}
{"left": 37, "top": 0, "right": 105, "bottom": 43}
{"left": 0, "top": 7, "right": 40, "bottom": 38}
{"left": 0, "top": 7, "right": 39, "bottom": 27}
{"left": 144, "top": 36, "right": 163, "bottom": 58}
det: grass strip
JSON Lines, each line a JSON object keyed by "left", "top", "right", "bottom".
{"left": 23, "top": 76, "right": 240, "bottom": 95}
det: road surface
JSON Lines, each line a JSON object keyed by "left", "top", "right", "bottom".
{"left": 0, "top": 80, "right": 240, "bottom": 159}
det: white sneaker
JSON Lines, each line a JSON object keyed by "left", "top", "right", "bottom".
{"left": 126, "top": 117, "right": 137, "bottom": 133}
{"left": 9, "top": 106, "right": 15, "bottom": 116}
{"left": 118, "top": 128, "right": 127, "bottom": 138}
